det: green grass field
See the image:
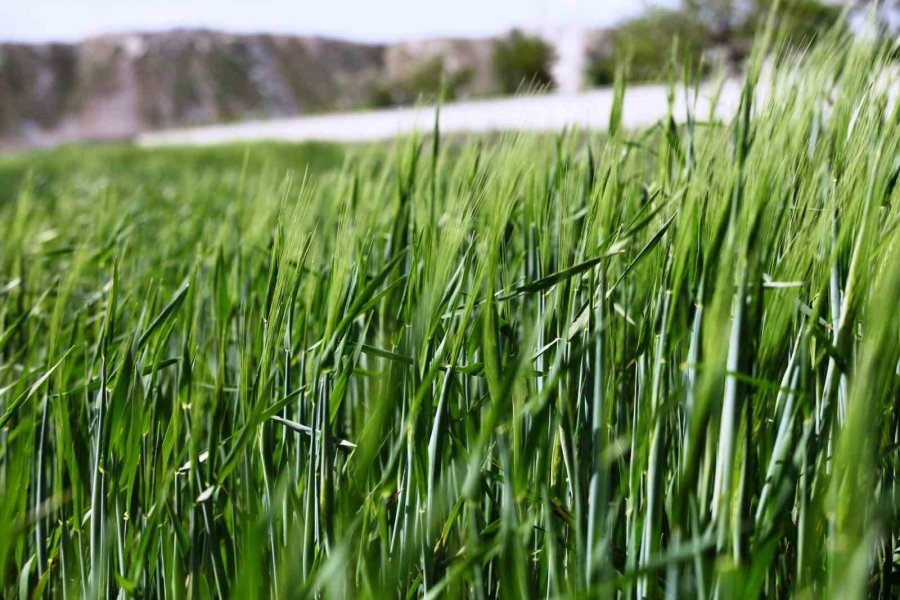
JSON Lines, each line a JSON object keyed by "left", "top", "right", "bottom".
{"left": 1, "top": 28, "right": 899, "bottom": 599}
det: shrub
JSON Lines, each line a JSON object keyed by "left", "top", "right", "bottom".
{"left": 368, "top": 56, "right": 475, "bottom": 107}
{"left": 743, "top": 0, "right": 844, "bottom": 47}
{"left": 585, "top": 9, "right": 711, "bottom": 86}
{"left": 492, "top": 29, "right": 556, "bottom": 93}
{"left": 585, "top": 1, "right": 845, "bottom": 87}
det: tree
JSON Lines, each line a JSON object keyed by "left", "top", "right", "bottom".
{"left": 683, "top": 0, "right": 844, "bottom": 61}
{"left": 687, "top": 0, "right": 845, "bottom": 38}
{"left": 368, "top": 56, "right": 474, "bottom": 108}
{"left": 585, "top": 9, "right": 711, "bottom": 86}
{"left": 683, "top": 0, "right": 749, "bottom": 40}
{"left": 492, "top": 29, "right": 556, "bottom": 94}
{"left": 735, "top": 0, "right": 843, "bottom": 50}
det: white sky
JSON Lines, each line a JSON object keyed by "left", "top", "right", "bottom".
{"left": 0, "top": 0, "right": 672, "bottom": 43}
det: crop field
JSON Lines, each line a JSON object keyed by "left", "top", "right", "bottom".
{"left": 1, "top": 29, "right": 899, "bottom": 599}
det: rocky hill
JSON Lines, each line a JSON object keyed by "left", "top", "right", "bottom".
{"left": 0, "top": 30, "right": 500, "bottom": 151}
{"left": 4, "top": 3, "right": 889, "bottom": 151}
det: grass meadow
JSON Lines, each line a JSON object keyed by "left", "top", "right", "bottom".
{"left": 1, "top": 25, "right": 899, "bottom": 599}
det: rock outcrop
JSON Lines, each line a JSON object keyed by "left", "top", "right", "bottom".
{"left": 0, "top": 30, "right": 389, "bottom": 150}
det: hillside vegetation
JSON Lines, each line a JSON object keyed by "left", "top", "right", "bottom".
{"left": 1, "top": 26, "right": 899, "bottom": 598}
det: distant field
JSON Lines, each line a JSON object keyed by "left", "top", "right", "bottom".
{"left": 0, "top": 142, "right": 347, "bottom": 199}
{"left": 1, "top": 30, "right": 899, "bottom": 599}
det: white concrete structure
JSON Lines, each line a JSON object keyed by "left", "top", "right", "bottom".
{"left": 544, "top": 24, "right": 588, "bottom": 95}
{"left": 140, "top": 79, "right": 745, "bottom": 147}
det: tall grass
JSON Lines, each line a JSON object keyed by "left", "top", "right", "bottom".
{"left": 1, "top": 28, "right": 899, "bottom": 598}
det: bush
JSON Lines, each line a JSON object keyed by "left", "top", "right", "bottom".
{"left": 742, "top": 0, "right": 844, "bottom": 47}
{"left": 368, "top": 56, "right": 474, "bottom": 107}
{"left": 586, "top": 9, "right": 711, "bottom": 86}
{"left": 585, "top": 1, "right": 844, "bottom": 87}
{"left": 492, "top": 29, "right": 556, "bottom": 94}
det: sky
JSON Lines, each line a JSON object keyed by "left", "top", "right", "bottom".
{"left": 0, "top": 0, "right": 668, "bottom": 43}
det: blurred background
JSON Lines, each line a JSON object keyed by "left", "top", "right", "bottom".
{"left": 0, "top": 0, "right": 897, "bottom": 151}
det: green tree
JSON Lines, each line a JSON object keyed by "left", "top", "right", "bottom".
{"left": 368, "top": 56, "right": 474, "bottom": 107}
{"left": 492, "top": 29, "right": 556, "bottom": 94}
{"left": 747, "top": 0, "right": 844, "bottom": 45}
{"left": 687, "top": 0, "right": 844, "bottom": 47}
{"left": 684, "top": 0, "right": 745, "bottom": 40}
{"left": 586, "top": 9, "right": 711, "bottom": 86}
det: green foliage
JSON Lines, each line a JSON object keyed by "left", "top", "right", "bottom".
{"left": 745, "top": 0, "right": 844, "bottom": 47}
{"left": 683, "top": 0, "right": 740, "bottom": 39}
{"left": 586, "top": 9, "right": 711, "bottom": 85}
{"left": 492, "top": 29, "right": 556, "bottom": 93}
{"left": 368, "top": 56, "right": 474, "bottom": 107}
{"left": 587, "top": 1, "right": 846, "bottom": 86}
{"left": 1, "top": 31, "right": 900, "bottom": 599}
